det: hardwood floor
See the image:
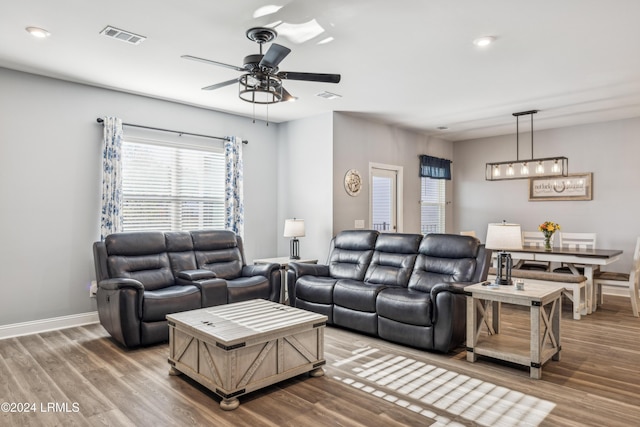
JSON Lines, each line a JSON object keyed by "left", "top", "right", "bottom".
{"left": 1, "top": 296, "right": 639, "bottom": 426}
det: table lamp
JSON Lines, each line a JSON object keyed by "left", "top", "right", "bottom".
{"left": 485, "top": 221, "right": 523, "bottom": 285}
{"left": 284, "top": 218, "right": 305, "bottom": 260}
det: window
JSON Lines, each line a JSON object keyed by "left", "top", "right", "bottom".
{"left": 420, "top": 177, "right": 445, "bottom": 234}
{"left": 121, "top": 138, "right": 225, "bottom": 232}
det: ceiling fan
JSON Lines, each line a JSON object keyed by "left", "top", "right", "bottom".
{"left": 182, "top": 27, "right": 341, "bottom": 105}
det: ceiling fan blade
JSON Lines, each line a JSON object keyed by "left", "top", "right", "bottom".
{"left": 278, "top": 71, "right": 341, "bottom": 83}
{"left": 202, "top": 78, "right": 238, "bottom": 91}
{"left": 181, "top": 55, "right": 244, "bottom": 72}
{"left": 259, "top": 44, "right": 291, "bottom": 69}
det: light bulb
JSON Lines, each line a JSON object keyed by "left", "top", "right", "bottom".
{"left": 506, "top": 164, "right": 514, "bottom": 176}
{"left": 521, "top": 162, "right": 529, "bottom": 175}
{"left": 493, "top": 165, "right": 500, "bottom": 177}
{"left": 536, "top": 161, "right": 545, "bottom": 174}
{"left": 552, "top": 160, "right": 560, "bottom": 173}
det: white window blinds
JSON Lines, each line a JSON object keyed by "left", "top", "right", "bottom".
{"left": 420, "top": 177, "right": 445, "bottom": 234}
{"left": 121, "top": 139, "right": 225, "bottom": 232}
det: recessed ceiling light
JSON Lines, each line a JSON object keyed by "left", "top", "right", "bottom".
{"left": 473, "top": 36, "right": 495, "bottom": 47}
{"left": 26, "top": 26, "right": 50, "bottom": 38}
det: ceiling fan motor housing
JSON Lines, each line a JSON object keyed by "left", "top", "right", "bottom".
{"left": 243, "top": 54, "right": 263, "bottom": 71}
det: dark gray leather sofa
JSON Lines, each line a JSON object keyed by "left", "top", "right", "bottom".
{"left": 287, "top": 230, "right": 491, "bottom": 353}
{"left": 93, "top": 230, "right": 280, "bottom": 348}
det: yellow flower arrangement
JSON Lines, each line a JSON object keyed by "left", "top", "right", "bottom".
{"left": 538, "top": 221, "right": 560, "bottom": 250}
{"left": 538, "top": 221, "right": 561, "bottom": 235}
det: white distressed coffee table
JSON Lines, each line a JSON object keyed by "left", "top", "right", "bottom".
{"left": 167, "top": 299, "right": 327, "bottom": 410}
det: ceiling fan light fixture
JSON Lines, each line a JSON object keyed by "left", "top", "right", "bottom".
{"left": 238, "top": 74, "right": 283, "bottom": 104}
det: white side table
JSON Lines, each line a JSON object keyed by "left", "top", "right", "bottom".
{"left": 253, "top": 256, "right": 318, "bottom": 304}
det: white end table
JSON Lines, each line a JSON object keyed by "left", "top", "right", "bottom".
{"left": 253, "top": 256, "right": 318, "bottom": 304}
{"left": 466, "top": 282, "right": 563, "bottom": 379}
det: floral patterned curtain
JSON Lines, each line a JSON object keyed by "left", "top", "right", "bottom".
{"left": 224, "top": 136, "right": 244, "bottom": 237}
{"left": 100, "top": 117, "right": 123, "bottom": 240}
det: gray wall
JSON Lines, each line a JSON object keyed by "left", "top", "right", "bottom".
{"left": 453, "top": 116, "right": 640, "bottom": 272}
{"left": 276, "top": 113, "right": 334, "bottom": 263}
{"left": 0, "top": 67, "right": 279, "bottom": 325}
{"left": 332, "top": 113, "right": 453, "bottom": 235}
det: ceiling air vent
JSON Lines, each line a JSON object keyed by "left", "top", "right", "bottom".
{"left": 100, "top": 26, "right": 146, "bottom": 45}
{"left": 316, "top": 91, "right": 342, "bottom": 100}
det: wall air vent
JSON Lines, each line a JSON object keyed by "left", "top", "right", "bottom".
{"left": 100, "top": 26, "right": 146, "bottom": 45}
{"left": 316, "top": 91, "right": 342, "bottom": 100}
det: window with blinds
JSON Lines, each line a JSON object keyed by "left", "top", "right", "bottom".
{"left": 420, "top": 177, "right": 445, "bottom": 234}
{"left": 121, "top": 139, "right": 225, "bottom": 232}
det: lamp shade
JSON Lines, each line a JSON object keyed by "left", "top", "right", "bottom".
{"left": 485, "top": 223, "right": 523, "bottom": 250}
{"left": 284, "top": 219, "right": 305, "bottom": 238}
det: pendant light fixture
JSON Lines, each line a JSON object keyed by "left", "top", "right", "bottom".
{"left": 485, "top": 110, "right": 568, "bottom": 181}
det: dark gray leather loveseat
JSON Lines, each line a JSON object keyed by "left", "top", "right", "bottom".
{"left": 287, "top": 230, "right": 491, "bottom": 353}
{"left": 93, "top": 230, "right": 280, "bottom": 348}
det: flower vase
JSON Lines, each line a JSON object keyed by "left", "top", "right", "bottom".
{"left": 544, "top": 235, "right": 552, "bottom": 251}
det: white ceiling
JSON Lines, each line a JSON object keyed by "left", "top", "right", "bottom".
{"left": 3, "top": 0, "right": 640, "bottom": 141}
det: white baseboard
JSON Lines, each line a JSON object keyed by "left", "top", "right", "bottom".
{"left": 0, "top": 311, "right": 99, "bottom": 340}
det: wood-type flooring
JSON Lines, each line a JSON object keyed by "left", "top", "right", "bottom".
{"left": 1, "top": 295, "right": 639, "bottom": 426}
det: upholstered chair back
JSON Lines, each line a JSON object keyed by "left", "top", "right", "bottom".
{"left": 365, "top": 233, "right": 422, "bottom": 286}
{"left": 104, "top": 231, "right": 175, "bottom": 291}
{"left": 328, "top": 230, "right": 378, "bottom": 281}
{"left": 408, "top": 234, "right": 481, "bottom": 292}
{"left": 191, "top": 230, "right": 243, "bottom": 279}
{"left": 165, "top": 231, "right": 197, "bottom": 276}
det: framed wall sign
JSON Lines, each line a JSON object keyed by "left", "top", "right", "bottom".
{"left": 529, "top": 173, "right": 592, "bottom": 201}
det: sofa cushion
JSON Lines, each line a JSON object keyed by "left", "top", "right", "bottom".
{"left": 107, "top": 253, "right": 175, "bottom": 291}
{"left": 296, "top": 276, "right": 338, "bottom": 304}
{"left": 105, "top": 231, "right": 166, "bottom": 256}
{"left": 191, "top": 230, "right": 243, "bottom": 279}
{"left": 141, "top": 285, "right": 201, "bottom": 322}
{"left": 227, "top": 276, "right": 271, "bottom": 303}
{"left": 165, "top": 231, "right": 197, "bottom": 276}
{"left": 408, "top": 234, "right": 480, "bottom": 293}
{"left": 334, "top": 279, "right": 389, "bottom": 312}
{"left": 328, "top": 230, "right": 377, "bottom": 280}
{"left": 365, "top": 233, "right": 421, "bottom": 286}
{"left": 377, "top": 288, "right": 433, "bottom": 327}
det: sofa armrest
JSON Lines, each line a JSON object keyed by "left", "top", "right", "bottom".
{"left": 289, "top": 263, "right": 329, "bottom": 277}
{"left": 242, "top": 263, "right": 279, "bottom": 277}
{"left": 431, "top": 281, "right": 475, "bottom": 298}
{"left": 177, "top": 269, "right": 216, "bottom": 281}
{"left": 98, "top": 278, "right": 144, "bottom": 291}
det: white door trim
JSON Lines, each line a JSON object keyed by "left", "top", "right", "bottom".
{"left": 369, "top": 162, "right": 404, "bottom": 233}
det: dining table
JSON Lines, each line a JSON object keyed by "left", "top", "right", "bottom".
{"left": 505, "top": 246, "right": 623, "bottom": 314}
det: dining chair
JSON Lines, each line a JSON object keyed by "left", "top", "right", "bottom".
{"left": 553, "top": 232, "right": 597, "bottom": 274}
{"left": 517, "top": 231, "right": 550, "bottom": 271}
{"left": 593, "top": 236, "right": 640, "bottom": 317}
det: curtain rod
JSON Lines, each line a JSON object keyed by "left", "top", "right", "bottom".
{"left": 96, "top": 118, "right": 248, "bottom": 144}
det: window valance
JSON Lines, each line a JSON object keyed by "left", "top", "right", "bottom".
{"left": 419, "top": 155, "right": 452, "bottom": 180}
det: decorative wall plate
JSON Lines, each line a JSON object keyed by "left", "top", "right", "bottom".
{"left": 344, "top": 169, "right": 362, "bottom": 196}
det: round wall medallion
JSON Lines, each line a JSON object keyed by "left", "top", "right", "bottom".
{"left": 344, "top": 169, "right": 362, "bottom": 196}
